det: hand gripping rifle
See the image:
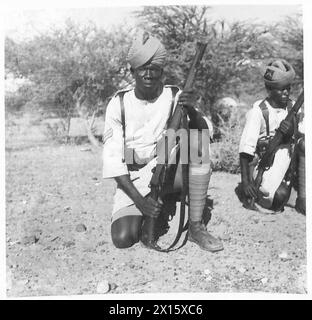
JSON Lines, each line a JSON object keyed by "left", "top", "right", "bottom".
{"left": 249, "top": 89, "right": 304, "bottom": 209}
{"left": 141, "top": 42, "right": 208, "bottom": 251}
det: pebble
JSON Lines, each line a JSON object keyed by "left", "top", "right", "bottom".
{"left": 238, "top": 267, "right": 247, "bottom": 274}
{"left": 21, "top": 235, "right": 39, "bottom": 246}
{"left": 96, "top": 280, "right": 110, "bottom": 294}
{"left": 261, "top": 277, "right": 268, "bottom": 285}
{"left": 252, "top": 217, "right": 260, "bottom": 224}
{"left": 76, "top": 224, "right": 87, "bottom": 232}
{"left": 110, "top": 283, "right": 117, "bottom": 291}
{"left": 63, "top": 206, "right": 71, "bottom": 211}
{"left": 279, "top": 252, "right": 291, "bottom": 261}
{"left": 204, "top": 269, "right": 211, "bottom": 276}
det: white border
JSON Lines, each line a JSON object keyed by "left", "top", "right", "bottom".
{"left": 1, "top": 0, "right": 311, "bottom": 301}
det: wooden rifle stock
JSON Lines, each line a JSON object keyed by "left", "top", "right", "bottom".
{"left": 249, "top": 90, "right": 304, "bottom": 208}
{"left": 141, "top": 42, "right": 207, "bottom": 250}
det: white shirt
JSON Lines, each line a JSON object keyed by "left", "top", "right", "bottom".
{"left": 102, "top": 86, "right": 179, "bottom": 179}
{"left": 239, "top": 99, "right": 291, "bottom": 156}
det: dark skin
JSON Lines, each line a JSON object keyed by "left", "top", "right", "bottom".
{"left": 116, "top": 61, "right": 207, "bottom": 218}
{"left": 240, "top": 85, "right": 294, "bottom": 200}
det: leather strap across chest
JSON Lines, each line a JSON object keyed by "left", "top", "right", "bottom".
{"left": 118, "top": 86, "right": 179, "bottom": 163}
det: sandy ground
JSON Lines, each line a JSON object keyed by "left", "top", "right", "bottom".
{"left": 5, "top": 117, "right": 307, "bottom": 297}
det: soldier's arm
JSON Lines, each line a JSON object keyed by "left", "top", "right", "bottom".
{"left": 239, "top": 152, "right": 258, "bottom": 199}
{"left": 177, "top": 90, "right": 208, "bottom": 129}
{"left": 115, "top": 175, "right": 162, "bottom": 218}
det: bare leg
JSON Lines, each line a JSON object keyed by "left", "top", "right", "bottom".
{"left": 111, "top": 215, "right": 143, "bottom": 248}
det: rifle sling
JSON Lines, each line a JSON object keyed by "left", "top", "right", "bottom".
{"left": 158, "top": 93, "right": 189, "bottom": 252}
{"left": 157, "top": 106, "right": 190, "bottom": 252}
{"left": 150, "top": 92, "right": 189, "bottom": 253}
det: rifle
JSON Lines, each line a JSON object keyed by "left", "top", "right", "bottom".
{"left": 141, "top": 42, "right": 208, "bottom": 251}
{"left": 249, "top": 89, "right": 304, "bottom": 209}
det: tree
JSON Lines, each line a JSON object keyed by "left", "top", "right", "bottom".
{"left": 5, "top": 19, "right": 132, "bottom": 139}
{"left": 135, "top": 5, "right": 279, "bottom": 124}
{"left": 272, "top": 14, "right": 303, "bottom": 93}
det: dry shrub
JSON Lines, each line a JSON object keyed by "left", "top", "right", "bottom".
{"left": 210, "top": 112, "right": 244, "bottom": 174}
{"left": 43, "top": 120, "right": 67, "bottom": 143}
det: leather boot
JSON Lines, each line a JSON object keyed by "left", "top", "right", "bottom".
{"left": 188, "top": 220, "right": 224, "bottom": 252}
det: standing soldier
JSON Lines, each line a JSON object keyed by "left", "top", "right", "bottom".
{"left": 239, "top": 59, "right": 304, "bottom": 212}
{"left": 102, "top": 31, "right": 223, "bottom": 252}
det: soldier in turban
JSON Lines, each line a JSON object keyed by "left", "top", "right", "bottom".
{"left": 102, "top": 31, "right": 223, "bottom": 252}
{"left": 239, "top": 59, "right": 304, "bottom": 212}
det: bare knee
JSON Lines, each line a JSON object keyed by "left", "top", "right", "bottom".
{"left": 111, "top": 231, "right": 138, "bottom": 249}
{"left": 271, "top": 182, "right": 290, "bottom": 211}
{"left": 111, "top": 215, "right": 142, "bottom": 249}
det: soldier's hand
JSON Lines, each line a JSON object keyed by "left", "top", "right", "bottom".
{"left": 279, "top": 119, "right": 293, "bottom": 136}
{"left": 177, "top": 90, "right": 198, "bottom": 111}
{"left": 243, "top": 181, "right": 270, "bottom": 200}
{"left": 137, "top": 196, "right": 163, "bottom": 218}
{"left": 242, "top": 181, "right": 258, "bottom": 199}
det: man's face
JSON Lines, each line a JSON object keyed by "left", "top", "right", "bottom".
{"left": 268, "top": 85, "right": 291, "bottom": 107}
{"left": 132, "top": 62, "right": 163, "bottom": 92}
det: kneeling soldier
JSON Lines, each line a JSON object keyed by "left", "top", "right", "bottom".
{"left": 102, "top": 32, "right": 223, "bottom": 252}
{"left": 239, "top": 59, "right": 304, "bottom": 212}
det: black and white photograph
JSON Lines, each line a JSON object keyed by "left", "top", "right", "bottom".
{"left": 2, "top": 0, "right": 310, "bottom": 299}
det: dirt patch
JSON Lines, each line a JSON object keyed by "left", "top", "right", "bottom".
{"left": 5, "top": 118, "right": 306, "bottom": 297}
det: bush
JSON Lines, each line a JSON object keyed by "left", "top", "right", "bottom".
{"left": 43, "top": 120, "right": 67, "bottom": 143}
{"left": 210, "top": 112, "right": 243, "bottom": 174}
{"left": 5, "top": 93, "right": 28, "bottom": 113}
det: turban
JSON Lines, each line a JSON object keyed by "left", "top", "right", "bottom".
{"left": 127, "top": 31, "right": 166, "bottom": 69}
{"left": 263, "top": 59, "right": 296, "bottom": 89}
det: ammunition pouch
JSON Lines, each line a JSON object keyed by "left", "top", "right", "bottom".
{"left": 256, "top": 136, "right": 273, "bottom": 158}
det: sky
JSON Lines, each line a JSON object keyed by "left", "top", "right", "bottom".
{"left": 3, "top": 2, "right": 302, "bottom": 41}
